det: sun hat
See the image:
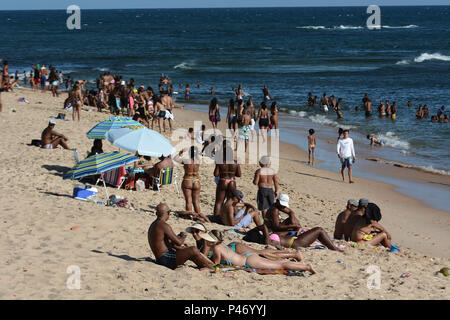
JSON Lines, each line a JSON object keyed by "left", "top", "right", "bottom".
{"left": 278, "top": 194, "right": 289, "bottom": 207}
{"left": 199, "top": 232, "right": 220, "bottom": 243}
{"left": 348, "top": 199, "right": 358, "bottom": 207}
{"left": 186, "top": 223, "right": 207, "bottom": 233}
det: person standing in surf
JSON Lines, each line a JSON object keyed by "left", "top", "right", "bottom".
{"left": 320, "top": 93, "right": 329, "bottom": 112}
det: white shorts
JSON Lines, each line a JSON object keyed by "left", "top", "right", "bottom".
{"left": 250, "top": 118, "right": 255, "bottom": 130}
{"left": 43, "top": 144, "right": 53, "bottom": 149}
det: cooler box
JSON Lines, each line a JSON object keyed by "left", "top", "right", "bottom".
{"left": 73, "top": 185, "right": 98, "bottom": 201}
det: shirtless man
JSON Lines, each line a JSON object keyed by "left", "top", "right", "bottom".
{"left": 263, "top": 194, "right": 301, "bottom": 235}
{"left": 238, "top": 108, "right": 251, "bottom": 152}
{"left": 161, "top": 90, "right": 174, "bottom": 132}
{"left": 363, "top": 94, "right": 372, "bottom": 117}
{"left": 329, "top": 95, "right": 337, "bottom": 111}
{"left": 320, "top": 93, "right": 329, "bottom": 112}
{"left": 378, "top": 100, "right": 386, "bottom": 117}
{"left": 219, "top": 189, "right": 262, "bottom": 229}
{"left": 253, "top": 156, "right": 279, "bottom": 218}
{"left": 343, "top": 198, "right": 369, "bottom": 241}
{"left": 148, "top": 203, "right": 214, "bottom": 270}
{"left": 145, "top": 155, "right": 174, "bottom": 188}
{"left": 213, "top": 145, "right": 241, "bottom": 216}
{"left": 40, "top": 121, "right": 70, "bottom": 149}
{"left": 333, "top": 199, "right": 358, "bottom": 239}
{"left": 367, "top": 135, "right": 385, "bottom": 146}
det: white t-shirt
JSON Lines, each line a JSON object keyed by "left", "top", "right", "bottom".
{"left": 337, "top": 137, "right": 355, "bottom": 158}
{"left": 195, "top": 130, "right": 205, "bottom": 144}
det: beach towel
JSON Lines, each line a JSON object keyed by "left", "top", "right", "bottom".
{"left": 212, "top": 263, "right": 307, "bottom": 277}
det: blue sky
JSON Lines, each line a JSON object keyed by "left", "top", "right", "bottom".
{"left": 1, "top": 0, "right": 449, "bottom": 10}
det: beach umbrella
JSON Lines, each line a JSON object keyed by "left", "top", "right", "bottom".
{"left": 86, "top": 117, "right": 144, "bottom": 139}
{"left": 106, "top": 127, "right": 175, "bottom": 157}
{"left": 63, "top": 152, "right": 139, "bottom": 200}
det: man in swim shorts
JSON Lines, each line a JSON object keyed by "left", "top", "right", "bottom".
{"left": 253, "top": 156, "right": 279, "bottom": 218}
{"left": 40, "top": 121, "right": 71, "bottom": 150}
{"left": 238, "top": 109, "right": 251, "bottom": 152}
{"left": 219, "top": 189, "right": 262, "bottom": 229}
{"left": 337, "top": 129, "right": 356, "bottom": 183}
{"left": 333, "top": 199, "right": 358, "bottom": 240}
{"left": 148, "top": 203, "right": 214, "bottom": 270}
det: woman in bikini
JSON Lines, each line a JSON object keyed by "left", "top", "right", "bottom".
{"left": 351, "top": 203, "right": 392, "bottom": 248}
{"left": 213, "top": 145, "right": 241, "bottom": 216}
{"left": 209, "top": 97, "right": 219, "bottom": 133}
{"left": 69, "top": 84, "right": 82, "bottom": 122}
{"left": 270, "top": 101, "right": 278, "bottom": 131}
{"left": 203, "top": 230, "right": 317, "bottom": 274}
{"left": 226, "top": 99, "right": 237, "bottom": 131}
{"left": 257, "top": 102, "right": 270, "bottom": 142}
{"left": 153, "top": 95, "right": 166, "bottom": 133}
{"left": 174, "top": 146, "right": 210, "bottom": 223}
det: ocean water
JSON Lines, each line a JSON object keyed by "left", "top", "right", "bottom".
{"left": 1, "top": 6, "right": 449, "bottom": 172}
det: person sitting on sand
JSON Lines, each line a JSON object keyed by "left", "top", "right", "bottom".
{"left": 213, "top": 144, "right": 241, "bottom": 216}
{"left": 145, "top": 155, "right": 174, "bottom": 188}
{"left": 367, "top": 134, "right": 384, "bottom": 146}
{"left": 343, "top": 198, "right": 369, "bottom": 241}
{"left": 186, "top": 223, "right": 209, "bottom": 254}
{"left": 253, "top": 156, "right": 279, "bottom": 219}
{"left": 87, "top": 139, "right": 103, "bottom": 157}
{"left": 334, "top": 199, "right": 358, "bottom": 240}
{"left": 147, "top": 203, "right": 214, "bottom": 270}
{"left": 173, "top": 146, "right": 210, "bottom": 223}
{"left": 350, "top": 203, "right": 392, "bottom": 248}
{"left": 263, "top": 194, "right": 302, "bottom": 234}
{"left": 203, "top": 230, "right": 317, "bottom": 274}
{"left": 41, "top": 121, "right": 70, "bottom": 150}
{"left": 219, "top": 189, "right": 262, "bottom": 229}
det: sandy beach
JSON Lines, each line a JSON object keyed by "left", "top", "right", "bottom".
{"left": 0, "top": 87, "right": 449, "bottom": 300}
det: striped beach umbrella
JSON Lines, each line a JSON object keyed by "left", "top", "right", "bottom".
{"left": 86, "top": 117, "right": 144, "bottom": 139}
{"left": 63, "top": 152, "right": 139, "bottom": 180}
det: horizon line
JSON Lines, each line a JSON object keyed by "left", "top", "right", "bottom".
{"left": 0, "top": 4, "right": 449, "bottom": 11}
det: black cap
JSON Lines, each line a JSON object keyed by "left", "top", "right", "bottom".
{"left": 231, "top": 189, "right": 243, "bottom": 201}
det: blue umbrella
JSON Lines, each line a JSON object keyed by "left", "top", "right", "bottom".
{"left": 63, "top": 152, "right": 139, "bottom": 201}
{"left": 106, "top": 127, "right": 175, "bottom": 157}
{"left": 86, "top": 117, "right": 144, "bottom": 139}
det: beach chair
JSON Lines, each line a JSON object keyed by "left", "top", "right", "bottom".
{"left": 118, "top": 166, "right": 145, "bottom": 191}
{"left": 151, "top": 167, "right": 179, "bottom": 196}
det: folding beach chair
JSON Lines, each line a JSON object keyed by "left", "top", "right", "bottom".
{"left": 151, "top": 167, "right": 179, "bottom": 196}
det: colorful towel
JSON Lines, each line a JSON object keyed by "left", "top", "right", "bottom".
{"left": 212, "top": 264, "right": 306, "bottom": 277}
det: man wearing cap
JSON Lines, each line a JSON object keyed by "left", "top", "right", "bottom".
{"left": 263, "top": 194, "right": 302, "bottom": 233}
{"left": 343, "top": 198, "right": 369, "bottom": 241}
{"left": 148, "top": 203, "right": 214, "bottom": 271}
{"left": 40, "top": 121, "right": 70, "bottom": 149}
{"left": 333, "top": 199, "right": 358, "bottom": 240}
{"left": 219, "top": 189, "right": 262, "bottom": 229}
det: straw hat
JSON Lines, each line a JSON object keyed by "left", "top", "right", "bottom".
{"left": 185, "top": 223, "right": 207, "bottom": 233}
{"left": 199, "top": 231, "right": 220, "bottom": 243}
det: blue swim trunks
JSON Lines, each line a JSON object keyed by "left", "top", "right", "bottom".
{"left": 340, "top": 157, "right": 353, "bottom": 168}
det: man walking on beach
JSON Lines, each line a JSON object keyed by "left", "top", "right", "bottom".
{"left": 148, "top": 203, "right": 214, "bottom": 270}
{"left": 253, "top": 156, "right": 279, "bottom": 219}
{"left": 337, "top": 129, "right": 356, "bottom": 183}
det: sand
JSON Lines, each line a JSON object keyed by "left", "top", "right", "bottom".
{"left": 0, "top": 88, "right": 449, "bottom": 300}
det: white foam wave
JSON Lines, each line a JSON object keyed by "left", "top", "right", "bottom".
{"left": 383, "top": 25, "right": 418, "bottom": 29}
{"left": 296, "top": 25, "right": 327, "bottom": 30}
{"left": 414, "top": 53, "right": 450, "bottom": 63}
{"left": 396, "top": 52, "right": 450, "bottom": 65}
{"left": 335, "top": 25, "right": 364, "bottom": 30}
{"left": 94, "top": 67, "right": 109, "bottom": 72}
{"left": 297, "top": 111, "right": 308, "bottom": 118}
{"left": 375, "top": 132, "right": 410, "bottom": 150}
{"left": 174, "top": 61, "right": 196, "bottom": 70}
{"left": 418, "top": 165, "right": 450, "bottom": 176}
{"left": 308, "top": 115, "right": 354, "bottom": 130}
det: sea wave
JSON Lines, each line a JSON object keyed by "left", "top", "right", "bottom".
{"left": 367, "top": 158, "right": 450, "bottom": 176}
{"left": 174, "top": 61, "right": 196, "bottom": 70}
{"left": 396, "top": 52, "right": 450, "bottom": 65}
{"left": 297, "top": 24, "right": 418, "bottom": 31}
{"left": 374, "top": 132, "right": 410, "bottom": 150}
{"left": 383, "top": 25, "right": 418, "bottom": 29}
{"left": 308, "top": 114, "right": 354, "bottom": 130}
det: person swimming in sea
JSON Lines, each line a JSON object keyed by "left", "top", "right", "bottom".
{"left": 367, "top": 135, "right": 384, "bottom": 146}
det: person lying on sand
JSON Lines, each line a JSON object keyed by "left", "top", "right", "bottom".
{"left": 41, "top": 121, "right": 70, "bottom": 150}
{"left": 367, "top": 135, "right": 384, "bottom": 146}
{"left": 147, "top": 203, "right": 214, "bottom": 271}
{"left": 186, "top": 223, "right": 209, "bottom": 255}
{"left": 350, "top": 203, "right": 392, "bottom": 248}
{"left": 334, "top": 199, "right": 358, "bottom": 240}
{"left": 219, "top": 189, "right": 263, "bottom": 229}
{"left": 203, "top": 230, "right": 317, "bottom": 274}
